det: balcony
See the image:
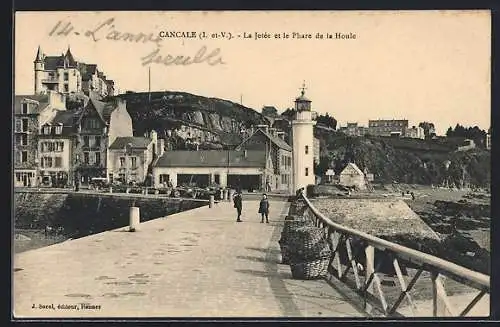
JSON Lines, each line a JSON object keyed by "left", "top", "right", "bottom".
{"left": 42, "top": 77, "right": 59, "bottom": 84}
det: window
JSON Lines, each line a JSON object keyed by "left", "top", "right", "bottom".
{"left": 83, "top": 136, "right": 90, "bottom": 147}
{"left": 95, "top": 152, "right": 101, "bottom": 165}
{"left": 21, "top": 119, "right": 29, "bottom": 132}
{"left": 119, "top": 157, "right": 125, "bottom": 168}
{"left": 118, "top": 173, "right": 126, "bottom": 182}
{"left": 109, "top": 173, "right": 114, "bottom": 184}
{"left": 22, "top": 103, "right": 29, "bottom": 114}
{"left": 159, "top": 174, "right": 170, "bottom": 184}
{"left": 54, "top": 157, "right": 62, "bottom": 168}
{"left": 94, "top": 136, "right": 101, "bottom": 147}
{"left": 21, "top": 134, "right": 28, "bottom": 146}
{"left": 130, "top": 157, "right": 137, "bottom": 169}
{"left": 55, "top": 142, "right": 64, "bottom": 152}
{"left": 64, "top": 84, "right": 69, "bottom": 92}
{"left": 64, "top": 72, "right": 69, "bottom": 81}
{"left": 84, "top": 118, "right": 100, "bottom": 129}
{"left": 43, "top": 125, "right": 51, "bottom": 135}
{"left": 305, "top": 145, "right": 309, "bottom": 155}
{"left": 83, "top": 152, "right": 89, "bottom": 164}
{"left": 55, "top": 125, "right": 63, "bottom": 135}
{"left": 41, "top": 156, "right": 52, "bottom": 168}
{"left": 305, "top": 167, "right": 309, "bottom": 176}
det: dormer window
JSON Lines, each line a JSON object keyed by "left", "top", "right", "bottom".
{"left": 55, "top": 124, "right": 63, "bottom": 135}
{"left": 42, "top": 125, "right": 51, "bottom": 135}
{"left": 21, "top": 103, "right": 29, "bottom": 114}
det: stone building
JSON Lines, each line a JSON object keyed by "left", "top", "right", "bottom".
{"left": 404, "top": 126, "right": 425, "bottom": 139}
{"left": 71, "top": 94, "right": 133, "bottom": 184}
{"left": 108, "top": 131, "right": 165, "bottom": 185}
{"left": 236, "top": 127, "right": 293, "bottom": 192}
{"left": 34, "top": 46, "right": 114, "bottom": 97}
{"left": 339, "top": 122, "right": 368, "bottom": 137}
{"left": 14, "top": 91, "right": 67, "bottom": 187}
{"left": 368, "top": 119, "right": 409, "bottom": 137}
{"left": 38, "top": 110, "right": 75, "bottom": 187}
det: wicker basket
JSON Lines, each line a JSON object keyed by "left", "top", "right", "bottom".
{"left": 285, "top": 226, "right": 326, "bottom": 250}
{"left": 288, "top": 239, "right": 331, "bottom": 263}
{"left": 279, "top": 242, "right": 290, "bottom": 264}
{"left": 290, "top": 256, "right": 330, "bottom": 280}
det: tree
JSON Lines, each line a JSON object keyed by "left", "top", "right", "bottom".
{"left": 419, "top": 121, "right": 436, "bottom": 138}
{"left": 314, "top": 156, "right": 331, "bottom": 176}
{"left": 261, "top": 106, "right": 278, "bottom": 117}
{"left": 315, "top": 113, "right": 338, "bottom": 130}
{"left": 281, "top": 108, "right": 295, "bottom": 120}
{"left": 446, "top": 124, "right": 487, "bottom": 148}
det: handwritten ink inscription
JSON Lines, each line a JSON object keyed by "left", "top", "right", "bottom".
{"left": 141, "top": 46, "right": 225, "bottom": 67}
{"left": 47, "top": 17, "right": 226, "bottom": 67}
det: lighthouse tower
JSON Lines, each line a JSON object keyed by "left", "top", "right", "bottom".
{"left": 34, "top": 45, "right": 45, "bottom": 94}
{"left": 291, "top": 81, "right": 316, "bottom": 193}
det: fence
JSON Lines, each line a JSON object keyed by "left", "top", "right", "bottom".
{"left": 299, "top": 191, "right": 490, "bottom": 317}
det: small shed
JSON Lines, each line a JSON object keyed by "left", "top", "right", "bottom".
{"left": 339, "top": 163, "right": 366, "bottom": 190}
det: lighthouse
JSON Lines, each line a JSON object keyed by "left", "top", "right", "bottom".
{"left": 291, "top": 81, "right": 316, "bottom": 193}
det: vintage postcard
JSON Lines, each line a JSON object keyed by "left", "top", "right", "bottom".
{"left": 13, "top": 10, "right": 491, "bottom": 319}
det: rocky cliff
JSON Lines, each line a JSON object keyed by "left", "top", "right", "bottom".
{"left": 315, "top": 130, "right": 491, "bottom": 188}
{"left": 114, "top": 91, "right": 268, "bottom": 147}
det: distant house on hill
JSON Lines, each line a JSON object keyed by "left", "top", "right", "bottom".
{"left": 339, "top": 162, "right": 367, "bottom": 190}
{"left": 456, "top": 139, "right": 476, "bottom": 152}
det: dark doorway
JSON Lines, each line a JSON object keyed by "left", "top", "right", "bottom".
{"left": 227, "top": 174, "right": 261, "bottom": 192}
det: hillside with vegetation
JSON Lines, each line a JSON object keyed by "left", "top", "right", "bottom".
{"left": 113, "top": 91, "right": 268, "bottom": 144}
{"left": 314, "top": 130, "right": 490, "bottom": 188}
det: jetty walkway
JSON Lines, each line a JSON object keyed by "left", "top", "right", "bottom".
{"left": 13, "top": 199, "right": 365, "bottom": 318}
{"left": 13, "top": 196, "right": 489, "bottom": 318}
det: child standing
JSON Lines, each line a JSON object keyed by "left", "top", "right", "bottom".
{"left": 258, "top": 194, "right": 270, "bottom": 223}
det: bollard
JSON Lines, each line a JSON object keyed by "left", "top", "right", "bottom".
{"left": 209, "top": 195, "right": 215, "bottom": 208}
{"left": 109, "top": 186, "right": 113, "bottom": 193}
{"left": 129, "top": 207, "right": 140, "bottom": 232}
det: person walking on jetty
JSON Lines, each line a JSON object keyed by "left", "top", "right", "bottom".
{"left": 259, "top": 194, "right": 270, "bottom": 223}
{"left": 233, "top": 189, "right": 243, "bottom": 222}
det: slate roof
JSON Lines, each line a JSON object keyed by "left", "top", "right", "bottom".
{"left": 154, "top": 150, "right": 267, "bottom": 168}
{"left": 43, "top": 56, "right": 64, "bottom": 70}
{"left": 237, "top": 128, "right": 292, "bottom": 152}
{"left": 109, "top": 137, "right": 152, "bottom": 150}
{"left": 14, "top": 95, "right": 50, "bottom": 114}
{"left": 40, "top": 110, "right": 77, "bottom": 136}
{"left": 79, "top": 63, "right": 97, "bottom": 81}
{"left": 85, "top": 95, "right": 118, "bottom": 123}
{"left": 51, "top": 110, "right": 77, "bottom": 125}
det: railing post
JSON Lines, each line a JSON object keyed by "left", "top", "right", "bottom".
{"left": 431, "top": 272, "right": 455, "bottom": 316}
{"left": 209, "top": 195, "right": 214, "bottom": 208}
{"left": 129, "top": 206, "right": 140, "bottom": 232}
{"left": 365, "top": 245, "right": 375, "bottom": 314}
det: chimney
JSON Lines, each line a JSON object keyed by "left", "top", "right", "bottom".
{"left": 151, "top": 130, "right": 158, "bottom": 143}
{"left": 47, "top": 90, "right": 66, "bottom": 110}
{"left": 158, "top": 139, "right": 165, "bottom": 157}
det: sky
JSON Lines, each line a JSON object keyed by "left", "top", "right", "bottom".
{"left": 14, "top": 11, "right": 491, "bottom": 135}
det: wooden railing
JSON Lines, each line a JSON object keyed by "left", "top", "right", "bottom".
{"left": 300, "top": 192, "right": 490, "bottom": 317}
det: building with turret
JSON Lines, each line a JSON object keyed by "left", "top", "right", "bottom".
{"left": 33, "top": 46, "right": 115, "bottom": 97}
